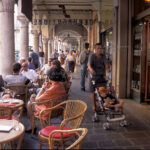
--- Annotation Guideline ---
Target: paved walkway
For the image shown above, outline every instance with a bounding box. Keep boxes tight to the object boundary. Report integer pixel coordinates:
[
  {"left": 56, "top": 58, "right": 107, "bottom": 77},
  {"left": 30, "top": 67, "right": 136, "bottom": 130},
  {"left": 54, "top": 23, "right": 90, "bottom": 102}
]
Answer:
[{"left": 21, "top": 67, "right": 150, "bottom": 149}]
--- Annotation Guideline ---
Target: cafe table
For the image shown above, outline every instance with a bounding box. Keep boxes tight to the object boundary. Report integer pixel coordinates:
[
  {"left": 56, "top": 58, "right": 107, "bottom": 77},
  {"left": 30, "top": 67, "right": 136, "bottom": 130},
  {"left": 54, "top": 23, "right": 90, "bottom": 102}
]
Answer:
[
  {"left": 0, "top": 99, "right": 24, "bottom": 119},
  {"left": 0, "top": 119, "right": 25, "bottom": 149}
]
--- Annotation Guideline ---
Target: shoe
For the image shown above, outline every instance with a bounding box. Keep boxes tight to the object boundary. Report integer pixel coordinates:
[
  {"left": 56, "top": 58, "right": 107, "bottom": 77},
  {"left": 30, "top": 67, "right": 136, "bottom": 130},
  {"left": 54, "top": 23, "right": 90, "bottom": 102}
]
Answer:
[
  {"left": 25, "top": 127, "right": 37, "bottom": 134},
  {"left": 81, "top": 88, "right": 85, "bottom": 91}
]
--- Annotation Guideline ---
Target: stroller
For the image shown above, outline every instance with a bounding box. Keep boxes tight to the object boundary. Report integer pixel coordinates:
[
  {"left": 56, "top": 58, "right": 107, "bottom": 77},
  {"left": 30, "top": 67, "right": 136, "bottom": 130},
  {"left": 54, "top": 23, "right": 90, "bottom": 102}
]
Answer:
[{"left": 91, "top": 74, "right": 127, "bottom": 130}]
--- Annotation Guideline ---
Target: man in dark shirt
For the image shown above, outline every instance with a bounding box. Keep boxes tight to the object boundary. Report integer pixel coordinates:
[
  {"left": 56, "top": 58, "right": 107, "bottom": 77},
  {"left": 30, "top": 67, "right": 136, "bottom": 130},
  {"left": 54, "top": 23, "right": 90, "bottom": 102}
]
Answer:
[
  {"left": 79, "top": 42, "right": 91, "bottom": 91},
  {"left": 88, "top": 43, "right": 109, "bottom": 112},
  {"left": 29, "top": 50, "right": 39, "bottom": 69},
  {"left": 28, "top": 57, "right": 35, "bottom": 70}
]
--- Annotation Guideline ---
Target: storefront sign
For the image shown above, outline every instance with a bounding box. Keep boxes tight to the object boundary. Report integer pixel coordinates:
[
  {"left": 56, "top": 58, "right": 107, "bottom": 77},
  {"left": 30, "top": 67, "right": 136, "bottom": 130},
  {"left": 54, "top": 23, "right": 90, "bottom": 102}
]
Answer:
[{"left": 33, "top": 19, "right": 93, "bottom": 26}]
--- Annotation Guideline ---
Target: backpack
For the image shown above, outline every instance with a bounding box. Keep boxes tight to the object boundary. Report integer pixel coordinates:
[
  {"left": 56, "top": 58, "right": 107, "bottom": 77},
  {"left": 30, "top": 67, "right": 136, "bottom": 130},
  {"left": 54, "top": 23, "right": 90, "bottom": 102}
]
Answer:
[{"left": 81, "top": 50, "right": 90, "bottom": 65}]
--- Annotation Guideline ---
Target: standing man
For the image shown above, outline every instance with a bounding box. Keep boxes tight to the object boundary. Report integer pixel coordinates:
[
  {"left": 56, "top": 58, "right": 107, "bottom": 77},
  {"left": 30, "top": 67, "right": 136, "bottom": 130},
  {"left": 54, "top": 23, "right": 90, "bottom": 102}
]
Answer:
[
  {"left": 79, "top": 43, "right": 91, "bottom": 91},
  {"left": 29, "top": 50, "right": 39, "bottom": 69},
  {"left": 39, "top": 47, "right": 44, "bottom": 68},
  {"left": 51, "top": 49, "right": 59, "bottom": 60},
  {"left": 88, "top": 43, "right": 109, "bottom": 112}
]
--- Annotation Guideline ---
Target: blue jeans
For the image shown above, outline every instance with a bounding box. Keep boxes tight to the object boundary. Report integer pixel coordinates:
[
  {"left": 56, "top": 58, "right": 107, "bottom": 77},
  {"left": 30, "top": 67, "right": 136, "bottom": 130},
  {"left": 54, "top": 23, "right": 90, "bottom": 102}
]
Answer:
[{"left": 80, "top": 64, "right": 88, "bottom": 89}]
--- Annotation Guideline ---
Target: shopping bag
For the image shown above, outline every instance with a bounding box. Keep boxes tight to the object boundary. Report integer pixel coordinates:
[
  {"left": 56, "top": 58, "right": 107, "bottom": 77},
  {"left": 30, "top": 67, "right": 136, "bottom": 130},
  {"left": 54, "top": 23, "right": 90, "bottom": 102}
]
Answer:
[{"left": 74, "top": 65, "right": 78, "bottom": 73}]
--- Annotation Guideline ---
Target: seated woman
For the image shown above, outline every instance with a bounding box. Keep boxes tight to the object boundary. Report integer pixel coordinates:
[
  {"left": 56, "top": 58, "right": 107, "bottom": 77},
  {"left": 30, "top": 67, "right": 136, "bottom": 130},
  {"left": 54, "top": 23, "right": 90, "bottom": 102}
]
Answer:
[{"left": 26, "top": 67, "right": 66, "bottom": 132}]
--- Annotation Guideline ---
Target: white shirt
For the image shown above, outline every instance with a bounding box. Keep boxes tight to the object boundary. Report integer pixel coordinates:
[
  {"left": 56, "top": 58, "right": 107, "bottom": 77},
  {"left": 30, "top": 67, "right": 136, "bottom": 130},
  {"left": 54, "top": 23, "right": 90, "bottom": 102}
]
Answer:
[
  {"left": 66, "top": 54, "right": 76, "bottom": 62},
  {"left": 21, "top": 69, "right": 38, "bottom": 81},
  {"left": 41, "top": 64, "right": 51, "bottom": 74},
  {"left": 4, "top": 74, "right": 27, "bottom": 85}
]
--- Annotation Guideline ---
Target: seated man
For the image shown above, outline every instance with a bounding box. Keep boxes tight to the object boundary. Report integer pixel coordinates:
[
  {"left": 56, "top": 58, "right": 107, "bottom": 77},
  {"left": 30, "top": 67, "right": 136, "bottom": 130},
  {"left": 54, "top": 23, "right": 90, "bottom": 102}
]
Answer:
[
  {"left": 98, "top": 87, "right": 124, "bottom": 111},
  {"left": 4, "top": 63, "right": 30, "bottom": 85},
  {"left": 19, "top": 57, "right": 26, "bottom": 65},
  {"left": 26, "top": 67, "right": 66, "bottom": 133},
  {"left": 21, "top": 62, "right": 39, "bottom": 83},
  {"left": 40, "top": 58, "right": 53, "bottom": 75}
]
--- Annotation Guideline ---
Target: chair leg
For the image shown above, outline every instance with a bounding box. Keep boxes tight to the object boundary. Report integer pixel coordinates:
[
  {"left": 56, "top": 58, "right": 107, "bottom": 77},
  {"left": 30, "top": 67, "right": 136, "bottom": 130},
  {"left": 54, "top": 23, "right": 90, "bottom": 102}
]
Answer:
[
  {"left": 38, "top": 138, "right": 42, "bottom": 149},
  {"left": 31, "top": 116, "right": 35, "bottom": 137}
]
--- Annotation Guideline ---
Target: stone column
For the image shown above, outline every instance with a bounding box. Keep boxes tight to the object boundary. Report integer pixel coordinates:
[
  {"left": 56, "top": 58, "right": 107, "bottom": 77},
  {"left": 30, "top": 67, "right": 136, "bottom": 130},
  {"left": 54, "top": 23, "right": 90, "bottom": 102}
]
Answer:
[
  {"left": 112, "top": 6, "right": 118, "bottom": 91},
  {"left": 48, "top": 39, "right": 52, "bottom": 59},
  {"left": 31, "top": 30, "right": 40, "bottom": 54},
  {"left": 116, "top": 0, "right": 129, "bottom": 98},
  {"left": 0, "top": 0, "right": 15, "bottom": 75},
  {"left": 18, "top": 15, "right": 29, "bottom": 59},
  {"left": 42, "top": 38, "right": 48, "bottom": 64}
]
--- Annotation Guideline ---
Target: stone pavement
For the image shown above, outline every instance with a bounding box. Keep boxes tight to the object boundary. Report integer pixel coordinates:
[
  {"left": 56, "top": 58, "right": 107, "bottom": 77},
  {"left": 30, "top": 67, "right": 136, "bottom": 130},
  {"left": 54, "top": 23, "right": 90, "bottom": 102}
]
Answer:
[{"left": 21, "top": 68, "right": 150, "bottom": 149}]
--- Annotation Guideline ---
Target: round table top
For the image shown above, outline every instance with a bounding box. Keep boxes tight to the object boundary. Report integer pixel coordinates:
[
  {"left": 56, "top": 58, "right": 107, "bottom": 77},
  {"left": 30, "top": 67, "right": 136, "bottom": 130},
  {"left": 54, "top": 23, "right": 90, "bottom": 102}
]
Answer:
[
  {"left": 0, "top": 98, "right": 24, "bottom": 108},
  {"left": 0, "top": 119, "right": 25, "bottom": 144}
]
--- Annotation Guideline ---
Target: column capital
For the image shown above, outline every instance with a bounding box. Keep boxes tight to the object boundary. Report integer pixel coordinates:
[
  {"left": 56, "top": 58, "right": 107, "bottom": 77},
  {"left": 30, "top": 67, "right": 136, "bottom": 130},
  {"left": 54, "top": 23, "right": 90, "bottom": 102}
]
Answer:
[
  {"left": 0, "top": 0, "right": 15, "bottom": 12},
  {"left": 31, "top": 30, "right": 40, "bottom": 37},
  {"left": 17, "top": 15, "right": 29, "bottom": 27}
]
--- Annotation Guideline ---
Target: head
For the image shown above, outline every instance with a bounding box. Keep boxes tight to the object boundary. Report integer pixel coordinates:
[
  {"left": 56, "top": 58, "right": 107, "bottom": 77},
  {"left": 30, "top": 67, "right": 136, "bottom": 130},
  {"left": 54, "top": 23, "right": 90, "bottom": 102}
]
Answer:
[
  {"left": 28, "top": 57, "right": 32, "bottom": 63},
  {"left": 51, "top": 60, "right": 61, "bottom": 69},
  {"left": 94, "top": 43, "right": 103, "bottom": 56},
  {"left": 22, "top": 62, "right": 28, "bottom": 71},
  {"left": 13, "top": 63, "right": 21, "bottom": 74},
  {"left": 47, "top": 67, "right": 63, "bottom": 82},
  {"left": 98, "top": 87, "right": 108, "bottom": 98},
  {"left": 69, "top": 50, "right": 73, "bottom": 55},
  {"left": 60, "top": 57, "right": 65, "bottom": 65},
  {"left": 48, "top": 58, "right": 53, "bottom": 66},
  {"left": 19, "top": 57, "right": 26, "bottom": 65},
  {"left": 85, "top": 42, "right": 89, "bottom": 50}
]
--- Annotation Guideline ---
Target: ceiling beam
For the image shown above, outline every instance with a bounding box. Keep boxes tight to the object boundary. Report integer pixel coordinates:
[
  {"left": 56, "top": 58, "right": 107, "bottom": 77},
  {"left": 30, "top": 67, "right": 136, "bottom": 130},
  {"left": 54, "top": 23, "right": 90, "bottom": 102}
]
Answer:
[
  {"left": 33, "top": 9, "right": 93, "bottom": 12},
  {"left": 35, "top": 3, "right": 92, "bottom": 6}
]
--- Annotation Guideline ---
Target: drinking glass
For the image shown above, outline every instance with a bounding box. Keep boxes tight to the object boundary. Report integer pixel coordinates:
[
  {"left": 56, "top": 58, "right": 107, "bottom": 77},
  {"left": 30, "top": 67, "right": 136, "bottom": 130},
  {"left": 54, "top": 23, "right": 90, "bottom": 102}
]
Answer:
[{"left": 12, "top": 110, "right": 20, "bottom": 131}]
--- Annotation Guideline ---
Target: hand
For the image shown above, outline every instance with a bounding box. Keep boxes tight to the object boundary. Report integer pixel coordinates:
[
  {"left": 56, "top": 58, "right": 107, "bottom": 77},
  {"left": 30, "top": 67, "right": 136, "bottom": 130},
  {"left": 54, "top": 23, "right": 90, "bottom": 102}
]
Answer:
[{"left": 42, "top": 82, "right": 49, "bottom": 89}]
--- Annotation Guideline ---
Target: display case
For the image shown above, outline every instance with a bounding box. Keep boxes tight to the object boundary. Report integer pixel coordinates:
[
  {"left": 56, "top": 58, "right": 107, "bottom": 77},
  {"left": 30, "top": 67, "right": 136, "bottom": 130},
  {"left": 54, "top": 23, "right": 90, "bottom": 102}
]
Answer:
[
  {"left": 131, "top": 22, "right": 143, "bottom": 103},
  {"left": 145, "top": 21, "right": 150, "bottom": 101}
]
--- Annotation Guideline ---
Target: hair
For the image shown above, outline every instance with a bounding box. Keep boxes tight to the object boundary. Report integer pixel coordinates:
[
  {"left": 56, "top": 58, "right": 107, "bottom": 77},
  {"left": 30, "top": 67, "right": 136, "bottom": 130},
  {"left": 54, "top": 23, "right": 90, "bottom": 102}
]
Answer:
[
  {"left": 28, "top": 57, "right": 32, "bottom": 62},
  {"left": 52, "top": 60, "right": 61, "bottom": 68},
  {"left": 13, "top": 63, "right": 21, "bottom": 73},
  {"left": 47, "top": 67, "right": 63, "bottom": 82},
  {"left": 85, "top": 42, "right": 89, "bottom": 49},
  {"left": 48, "top": 58, "right": 53, "bottom": 62}
]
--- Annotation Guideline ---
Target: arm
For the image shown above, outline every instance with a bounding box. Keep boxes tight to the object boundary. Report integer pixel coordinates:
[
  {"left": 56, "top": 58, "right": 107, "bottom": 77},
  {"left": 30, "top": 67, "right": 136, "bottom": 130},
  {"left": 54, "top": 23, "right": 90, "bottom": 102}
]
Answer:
[
  {"left": 105, "top": 64, "right": 109, "bottom": 73},
  {"left": 36, "top": 82, "right": 51, "bottom": 101},
  {"left": 88, "top": 64, "right": 95, "bottom": 74},
  {"left": 88, "top": 54, "right": 95, "bottom": 74}
]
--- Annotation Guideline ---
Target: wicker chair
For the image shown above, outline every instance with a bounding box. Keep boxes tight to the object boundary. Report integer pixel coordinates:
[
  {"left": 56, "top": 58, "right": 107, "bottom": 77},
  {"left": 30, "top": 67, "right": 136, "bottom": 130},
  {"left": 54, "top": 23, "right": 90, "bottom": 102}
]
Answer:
[
  {"left": 6, "top": 84, "right": 28, "bottom": 105},
  {"left": 48, "top": 128, "right": 88, "bottom": 149},
  {"left": 30, "top": 94, "right": 69, "bottom": 136},
  {"left": 0, "top": 106, "right": 23, "bottom": 120},
  {"left": 38, "top": 100, "right": 87, "bottom": 149}
]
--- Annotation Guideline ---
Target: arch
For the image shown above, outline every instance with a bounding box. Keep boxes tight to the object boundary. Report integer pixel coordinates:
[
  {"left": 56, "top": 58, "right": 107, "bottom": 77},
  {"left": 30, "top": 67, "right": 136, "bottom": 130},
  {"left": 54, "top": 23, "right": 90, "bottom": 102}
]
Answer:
[{"left": 55, "top": 24, "right": 88, "bottom": 37}]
